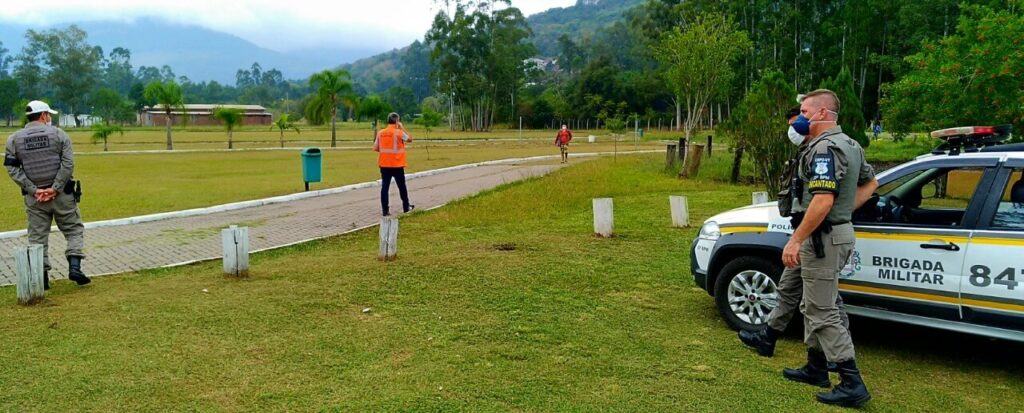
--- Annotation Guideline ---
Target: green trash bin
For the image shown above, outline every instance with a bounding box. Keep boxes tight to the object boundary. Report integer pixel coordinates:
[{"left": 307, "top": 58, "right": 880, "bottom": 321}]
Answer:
[{"left": 301, "top": 147, "right": 322, "bottom": 191}]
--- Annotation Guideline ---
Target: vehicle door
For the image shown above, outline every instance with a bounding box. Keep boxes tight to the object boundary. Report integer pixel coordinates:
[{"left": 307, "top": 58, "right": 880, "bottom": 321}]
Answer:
[
  {"left": 845, "top": 158, "right": 1000, "bottom": 321},
  {"left": 962, "top": 160, "right": 1024, "bottom": 335}
]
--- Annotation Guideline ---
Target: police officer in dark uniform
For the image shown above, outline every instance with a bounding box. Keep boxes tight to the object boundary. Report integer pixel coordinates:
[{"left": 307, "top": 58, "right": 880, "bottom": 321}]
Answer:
[
  {"left": 778, "top": 90, "right": 878, "bottom": 407},
  {"left": 4, "top": 100, "right": 90, "bottom": 289}
]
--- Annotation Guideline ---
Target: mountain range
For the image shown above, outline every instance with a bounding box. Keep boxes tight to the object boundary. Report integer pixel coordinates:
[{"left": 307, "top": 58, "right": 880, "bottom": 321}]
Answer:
[
  {"left": 0, "top": 18, "right": 377, "bottom": 85},
  {"left": 343, "top": 0, "right": 644, "bottom": 95},
  {"left": 0, "top": 0, "right": 643, "bottom": 87}
]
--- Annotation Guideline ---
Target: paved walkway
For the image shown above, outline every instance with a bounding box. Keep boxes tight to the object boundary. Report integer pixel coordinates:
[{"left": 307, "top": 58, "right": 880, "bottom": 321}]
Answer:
[{"left": 0, "top": 162, "right": 562, "bottom": 286}]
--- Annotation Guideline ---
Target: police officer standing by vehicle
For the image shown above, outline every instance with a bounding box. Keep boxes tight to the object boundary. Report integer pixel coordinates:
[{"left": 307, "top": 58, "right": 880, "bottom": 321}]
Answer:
[
  {"left": 738, "top": 106, "right": 852, "bottom": 361},
  {"left": 4, "top": 101, "right": 90, "bottom": 289},
  {"left": 778, "top": 90, "right": 877, "bottom": 407}
]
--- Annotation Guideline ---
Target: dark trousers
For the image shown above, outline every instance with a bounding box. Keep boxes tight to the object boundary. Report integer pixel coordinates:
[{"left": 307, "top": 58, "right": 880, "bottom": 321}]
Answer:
[{"left": 380, "top": 167, "right": 410, "bottom": 215}]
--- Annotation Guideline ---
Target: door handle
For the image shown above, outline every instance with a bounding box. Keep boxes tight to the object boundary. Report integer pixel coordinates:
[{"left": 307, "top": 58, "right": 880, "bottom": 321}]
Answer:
[{"left": 920, "top": 242, "right": 960, "bottom": 252}]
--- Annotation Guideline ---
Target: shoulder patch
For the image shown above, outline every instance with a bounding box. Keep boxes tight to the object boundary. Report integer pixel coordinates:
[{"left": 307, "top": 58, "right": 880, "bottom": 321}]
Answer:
[{"left": 807, "top": 153, "right": 838, "bottom": 193}]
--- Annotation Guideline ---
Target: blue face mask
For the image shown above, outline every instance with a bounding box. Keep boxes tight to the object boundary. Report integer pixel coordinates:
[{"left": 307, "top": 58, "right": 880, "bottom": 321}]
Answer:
[{"left": 792, "top": 114, "right": 812, "bottom": 135}]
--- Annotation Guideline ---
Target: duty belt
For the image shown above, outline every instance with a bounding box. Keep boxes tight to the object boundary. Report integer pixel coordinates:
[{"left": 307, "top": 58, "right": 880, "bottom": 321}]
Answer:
[{"left": 789, "top": 214, "right": 849, "bottom": 259}]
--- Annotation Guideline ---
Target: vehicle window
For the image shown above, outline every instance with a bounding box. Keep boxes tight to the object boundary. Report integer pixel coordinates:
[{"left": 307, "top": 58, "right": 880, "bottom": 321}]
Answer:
[
  {"left": 877, "top": 169, "right": 927, "bottom": 196},
  {"left": 991, "top": 168, "right": 1024, "bottom": 229},
  {"left": 918, "top": 169, "right": 982, "bottom": 211},
  {"left": 874, "top": 167, "right": 985, "bottom": 227}
]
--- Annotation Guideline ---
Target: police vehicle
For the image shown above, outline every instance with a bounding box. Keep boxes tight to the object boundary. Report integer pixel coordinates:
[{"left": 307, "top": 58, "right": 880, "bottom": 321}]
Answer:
[{"left": 692, "top": 125, "right": 1024, "bottom": 342}]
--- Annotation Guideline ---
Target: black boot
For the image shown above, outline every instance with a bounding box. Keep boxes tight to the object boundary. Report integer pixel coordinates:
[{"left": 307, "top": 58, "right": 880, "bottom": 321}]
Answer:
[
  {"left": 783, "top": 348, "right": 832, "bottom": 388},
  {"left": 403, "top": 205, "right": 416, "bottom": 213},
  {"left": 738, "top": 326, "right": 779, "bottom": 357},
  {"left": 43, "top": 270, "right": 50, "bottom": 290},
  {"left": 816, "top": 359, "right": 871, "bottom": 407},
  {"left": 67, "top": 256, "right": 91, "bottom": 285}
]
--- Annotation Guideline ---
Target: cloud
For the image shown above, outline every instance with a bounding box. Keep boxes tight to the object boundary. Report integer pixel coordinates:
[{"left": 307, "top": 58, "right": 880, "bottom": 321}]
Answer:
[{"left": 0, "top": 0, "right": 574, "bottom": 52}]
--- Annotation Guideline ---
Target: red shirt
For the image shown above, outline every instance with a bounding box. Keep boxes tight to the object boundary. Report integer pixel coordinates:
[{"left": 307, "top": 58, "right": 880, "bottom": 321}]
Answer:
[{"left": 556, "top": 130, "right": 573, "bottom": 145}]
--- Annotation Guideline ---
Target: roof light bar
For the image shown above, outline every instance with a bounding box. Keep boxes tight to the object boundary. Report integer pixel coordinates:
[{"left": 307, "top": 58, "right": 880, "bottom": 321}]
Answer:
[{"left": 930, "top": 126, "right": 994, "bottom": 139}]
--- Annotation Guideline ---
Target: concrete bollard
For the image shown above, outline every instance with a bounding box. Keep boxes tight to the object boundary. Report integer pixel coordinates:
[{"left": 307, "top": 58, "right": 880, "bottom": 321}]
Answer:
[
  {"left": 752, "top": 192, "right": 770, "bottom": 205},
  {"left": 14, "top": 244, "right": 46, "bottom": 305},
  {"left": 670, "top": 196, "right": 690, "bottom": 228},
  {"left": 379, "top": 217, "right": 399, "bottom": 261},
  {"left": 222, "top": 225, "right": 250, "bottom": 277},
  {"left": 593, "top": 198, "right": 614, "bottom": 238}
]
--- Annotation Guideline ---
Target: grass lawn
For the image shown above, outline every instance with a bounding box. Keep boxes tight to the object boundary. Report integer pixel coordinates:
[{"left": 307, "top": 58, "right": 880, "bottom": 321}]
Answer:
[
  {"left": 1, "top": 123, "right": 690, "bottom": 152},
  {"left": 1, "top": 155, "right": 1020, "bottom": 412},
  {"left": 0, "top": 140, "right": 661, "bottom": 231}
]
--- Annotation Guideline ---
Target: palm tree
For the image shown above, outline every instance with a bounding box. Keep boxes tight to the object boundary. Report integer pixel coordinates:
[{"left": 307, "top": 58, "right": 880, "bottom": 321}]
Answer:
[
  {"left": 269, "top": 114, "right": 300, "bottom": 148},
  {"left": 212, "top": 107, "right": 244, "bottom": 149},
  {"left": 308, "top": 69, "right": 353, "bottom": 148},
  {"left": 358, "top": 95, "right": 391, "bottom": 141},
  {"left": 143, "top": 80, "right": 185, "bottom": 150},
  {"left": 90, "top": 124, "right": 123, "bottom": 152}
]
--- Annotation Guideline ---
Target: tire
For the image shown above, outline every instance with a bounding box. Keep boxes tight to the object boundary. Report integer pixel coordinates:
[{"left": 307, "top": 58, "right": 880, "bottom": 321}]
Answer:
[{"left": 713, "top": 255, "right": 783, "bottom": 331}]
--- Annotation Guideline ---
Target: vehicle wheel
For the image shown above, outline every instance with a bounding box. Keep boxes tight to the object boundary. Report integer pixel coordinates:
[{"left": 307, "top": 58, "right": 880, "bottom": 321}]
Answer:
[{"left": 714, "top": 256, "right": 783, "bottom": 331}]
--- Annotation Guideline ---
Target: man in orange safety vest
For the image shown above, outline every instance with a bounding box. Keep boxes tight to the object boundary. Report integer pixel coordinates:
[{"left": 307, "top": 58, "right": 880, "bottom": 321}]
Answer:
[{"left": 373, "top": 112, "right": 415, "bottom": 216}]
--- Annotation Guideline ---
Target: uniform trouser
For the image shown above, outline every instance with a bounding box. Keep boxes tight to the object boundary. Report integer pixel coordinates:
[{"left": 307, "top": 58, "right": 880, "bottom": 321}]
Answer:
[
  {"left": 24, "top": 191, "right": 85, "bottom": 271},
  {"left": 798, "top": 223, "right": 856, "bottom": 363},
  {"left": 380, "top": 167, "right": 410, "bottom": 214},
  {"left": 767, "top": 266, "right": 850, "bottom": 333}
]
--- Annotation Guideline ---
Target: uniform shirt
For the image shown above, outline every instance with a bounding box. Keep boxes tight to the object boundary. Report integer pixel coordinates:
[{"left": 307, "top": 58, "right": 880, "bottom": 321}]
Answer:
[
  {"left": 793, "top": 126, "right": 874, "bottom": 224},
  {"left": 5, "top": 121, "right": 75, "bottom": 194}
]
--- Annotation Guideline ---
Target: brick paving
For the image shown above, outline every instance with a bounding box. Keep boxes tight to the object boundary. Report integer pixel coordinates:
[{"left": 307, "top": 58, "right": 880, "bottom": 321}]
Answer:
[{"left": 0, "top": 163, "right": 561, "bottom": 285}]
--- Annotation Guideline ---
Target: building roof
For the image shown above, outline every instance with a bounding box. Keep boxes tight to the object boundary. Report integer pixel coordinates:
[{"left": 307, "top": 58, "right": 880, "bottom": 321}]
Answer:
[{"left": 144, "top": 104, "right": 270, "bottom": 114}]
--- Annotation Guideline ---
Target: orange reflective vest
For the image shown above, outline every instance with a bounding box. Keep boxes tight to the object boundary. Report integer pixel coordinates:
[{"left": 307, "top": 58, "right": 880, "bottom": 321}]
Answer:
[{"left": 375, "top": 125, "right": 410, "bottom": 168}]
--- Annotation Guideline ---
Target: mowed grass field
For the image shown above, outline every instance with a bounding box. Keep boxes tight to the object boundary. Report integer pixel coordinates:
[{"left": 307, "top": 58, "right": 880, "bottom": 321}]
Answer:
[
  {"left": 0, "top": 140, "right": 661, "bottom": 231},
  {"left": 1, "top": 123, "right": 685, "bottom": 152},
  {"left": 1, "top": 156, "right": 1021, "bottom": 412}
]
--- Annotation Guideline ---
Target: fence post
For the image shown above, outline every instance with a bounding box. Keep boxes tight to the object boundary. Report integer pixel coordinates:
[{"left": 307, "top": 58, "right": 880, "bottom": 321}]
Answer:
[
  {"left": 14, "top": 244, "right": 45, "bottom": 305},
  {"left": 752, "top": 192, "right": 769, "bottom": 205},
  {"left": 593, "top": 198, "right": 614, "bottom": 238},
  {"left": 665, "top": 144, "right": 677, "bottom": 169},
  {"left": 379, "top": 217, "right": 399, "bottom": 261},
  {"left": 707, "top": 135, "right": 713, "bottom": 158},
  {"left": 670, "top": 196, "right": 690, "bottom": 228},
  {"left": 222, "top": 225, "right": 250, "bottom": 277}
]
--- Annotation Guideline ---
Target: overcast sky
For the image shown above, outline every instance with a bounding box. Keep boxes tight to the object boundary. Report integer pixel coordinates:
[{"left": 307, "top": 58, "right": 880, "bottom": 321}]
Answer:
[{"left": 0, "top": 0, "right": 576, "bottom": 52}]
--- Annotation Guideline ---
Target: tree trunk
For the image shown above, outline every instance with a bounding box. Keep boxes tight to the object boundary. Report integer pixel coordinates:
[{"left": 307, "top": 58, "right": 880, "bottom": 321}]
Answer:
[
  {"left": 675, "top": 95, "right": 683, "bottom": 131},
  {"left": 165, "top": 111, "right": 173, "bottom": 150},
  {"left": 331, "top": 108, "right": 337, "bottom": 148},
  {"left": 228, "top": 129, "right": 233, "bottom": 150},
  {"left": 730, "top": 143, "right": 745, "bottom": 184},
  {"left": 280, "top": 130, "right": 285, "bottom": 148}
]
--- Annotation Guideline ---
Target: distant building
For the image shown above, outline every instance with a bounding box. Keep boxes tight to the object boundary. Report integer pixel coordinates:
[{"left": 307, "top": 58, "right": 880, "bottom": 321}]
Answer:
[
  {"left": 524, "top": 57, "right": 557, "bottom": 73},
  {"left": 142, "top": 104, "right": 272, "bottom": 127}
]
